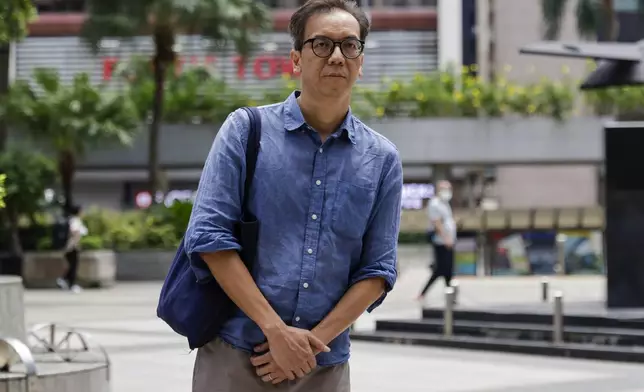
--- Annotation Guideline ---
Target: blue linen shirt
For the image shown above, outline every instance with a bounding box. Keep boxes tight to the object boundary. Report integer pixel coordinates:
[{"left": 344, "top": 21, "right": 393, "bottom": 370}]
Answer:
[{"left": 184, "top": 91, "right": 403, "bottom": 366}]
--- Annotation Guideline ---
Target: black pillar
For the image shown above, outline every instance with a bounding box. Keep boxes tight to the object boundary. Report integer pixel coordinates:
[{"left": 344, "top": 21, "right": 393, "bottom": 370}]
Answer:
[{"left": 604, "top": 123, "right": 644, "bottom": 308}]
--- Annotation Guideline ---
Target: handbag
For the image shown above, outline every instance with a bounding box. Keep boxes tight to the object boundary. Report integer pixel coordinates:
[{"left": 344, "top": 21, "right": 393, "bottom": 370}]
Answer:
[{"left": 156, "top": 107, "right": 262, "bottom": 350}]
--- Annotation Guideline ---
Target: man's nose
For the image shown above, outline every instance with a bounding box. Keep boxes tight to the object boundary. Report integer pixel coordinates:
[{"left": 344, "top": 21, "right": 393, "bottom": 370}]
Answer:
[{"left": 328, "top": 45, "right": 345, "bottom": 64}]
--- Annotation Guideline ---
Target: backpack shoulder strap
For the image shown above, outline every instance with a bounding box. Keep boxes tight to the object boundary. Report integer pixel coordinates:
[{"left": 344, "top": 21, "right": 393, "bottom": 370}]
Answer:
[{"left": 240, "top": 107, "right": 262, "bottom": 217}]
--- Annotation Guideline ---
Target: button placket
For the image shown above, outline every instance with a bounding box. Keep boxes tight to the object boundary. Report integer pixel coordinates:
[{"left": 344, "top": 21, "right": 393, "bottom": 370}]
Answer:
[{"left": 294, "top": 142, "right": 328, "bottom": 327}]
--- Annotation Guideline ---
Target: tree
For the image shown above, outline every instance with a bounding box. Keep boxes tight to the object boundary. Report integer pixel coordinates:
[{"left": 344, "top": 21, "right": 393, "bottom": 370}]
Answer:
[
  {"left": 114, "top": 56, "right": 254, "bottom": 125},
  {"left": 0, "top": 0, "right": 37, "bottom": 150},
  {"left": 80, "top": 0, "right": 271, "bottom": 197},
  {"left": 0, "top": 146, "right": 58, "bottom": 256},
  {"left": 0, "top": 0, "right": 36, "bottom": 42},
  {"left": 540, "top": 0, "right": 644, "bottom": 41},
  {"left": 1, "top": 68, "right": 140, "bottom": 211}
]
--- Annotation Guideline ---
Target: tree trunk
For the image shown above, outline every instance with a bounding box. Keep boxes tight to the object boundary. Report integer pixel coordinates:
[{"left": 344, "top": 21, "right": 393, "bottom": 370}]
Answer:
[
  {"left": 0, "top": 44, "right": 10, "bottom": 151},
  {"left": 149, "top": 54, "right": 166, "bottom": 200},
  {"left": 6, "top": 208, "right": 22, "bottom": 257},
  {"left": 58, "top": 150, "right": 76, "bottom": 213},
  {"left": 602, "top": 0, "right": 618, "bottom": 40}
]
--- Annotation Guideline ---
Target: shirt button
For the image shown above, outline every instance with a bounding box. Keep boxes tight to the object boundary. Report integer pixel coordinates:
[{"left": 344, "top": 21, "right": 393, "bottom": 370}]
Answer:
[
  {"left": 307, "top": 248, "right": 313, "bottom": 254},
  {"left": 303, "top": 282, "right": 309, "bottom": 289},
  {"left": 311, "top": 214, "right": 318, "bottom": 220},
  {"left": 319, "top": 148, "right": 323, "bottom": 153},
  {"left": 315, "top": 180, "right": 321, "bottom": 186},
  {"left": 295, "top": 316, "right": 301, "bottom": 322}
]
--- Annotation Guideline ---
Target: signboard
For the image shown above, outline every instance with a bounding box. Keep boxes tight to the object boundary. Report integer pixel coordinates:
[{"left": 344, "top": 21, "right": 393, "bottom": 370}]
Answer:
[
  {"left": 402, "top": 183, "right": 434, "bottom": 210},
  {"left": 15, "top": 32, "right": 438, "bottom": 93},
  {"left": 102, "top": 54, "right": 297, "bottom": 81}
]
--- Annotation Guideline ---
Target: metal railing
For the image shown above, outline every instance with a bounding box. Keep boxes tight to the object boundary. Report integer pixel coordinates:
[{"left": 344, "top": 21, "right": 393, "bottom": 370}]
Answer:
[
  {"left": 0, "top": 336, "right": 39, "bottom": 392},
  {"left": 27, "top": 323, "right": 111, "bottom": 382},
  {"left": 440, "top": 281, "right": 566, "bottom": 345},
  {"left": 553, "top": 291, "right": 564, "bottom": 344}
]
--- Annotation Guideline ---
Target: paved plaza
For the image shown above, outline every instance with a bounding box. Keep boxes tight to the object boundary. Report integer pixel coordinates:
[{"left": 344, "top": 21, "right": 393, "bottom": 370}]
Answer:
[{"left": 21, "top": 264, "right": 644, "bottom": 391}]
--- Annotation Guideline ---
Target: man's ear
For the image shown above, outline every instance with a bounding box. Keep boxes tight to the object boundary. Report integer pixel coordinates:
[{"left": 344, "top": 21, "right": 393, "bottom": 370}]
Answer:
[
  {"left": 290, "top": 49, "right": 301, "bottom": 74},
  {"left": 358, "top": 55, "right": 364, "bottom": 78}
]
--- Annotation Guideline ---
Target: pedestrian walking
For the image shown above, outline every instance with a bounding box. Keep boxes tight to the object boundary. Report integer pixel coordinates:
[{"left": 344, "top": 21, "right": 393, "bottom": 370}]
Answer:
[
  {"left": 418, "top": 181, "right": 456, "bottom": 301},
  {"left": 56, "top": 205, "right": 87, "bottom": 294}
]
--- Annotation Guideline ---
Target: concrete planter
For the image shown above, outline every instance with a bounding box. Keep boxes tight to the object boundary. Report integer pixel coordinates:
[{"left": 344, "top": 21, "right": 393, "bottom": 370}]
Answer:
[
  {"left": 22, "top": 250, "right": 116, "bottom": 289},
  {"left": 116, "top": 250, "right": 174, "bottom": 281},
  {"left": 0, "top": 276, "right": 26, "bottom": 341},
  {"left": 68, "top": 117, "right": 607, "bottom": 171}
]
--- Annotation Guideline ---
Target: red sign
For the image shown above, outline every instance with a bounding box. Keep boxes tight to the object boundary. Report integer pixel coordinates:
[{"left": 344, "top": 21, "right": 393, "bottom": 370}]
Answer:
[{"left": 102, "top": 54, "right": 298, "bottom": 81}]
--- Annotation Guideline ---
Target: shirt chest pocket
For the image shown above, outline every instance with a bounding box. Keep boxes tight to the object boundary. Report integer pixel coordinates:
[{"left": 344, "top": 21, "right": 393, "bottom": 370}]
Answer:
[{"left": 331, "top": 181, "right": 377, "bottom": 239}]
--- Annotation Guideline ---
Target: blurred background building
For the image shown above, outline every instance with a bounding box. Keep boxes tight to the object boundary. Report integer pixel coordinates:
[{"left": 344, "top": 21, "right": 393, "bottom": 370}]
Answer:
[{"left": 5, "top": 0, "right": 644, "bottom": 277}]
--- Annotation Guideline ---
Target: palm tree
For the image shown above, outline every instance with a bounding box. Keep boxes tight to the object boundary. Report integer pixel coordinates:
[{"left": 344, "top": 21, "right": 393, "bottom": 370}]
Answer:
[
  {"left": 1, "top": 68, "right": 140, "bottom": 212},
  {"left": 541, "top": 0, "right": 644, "bottom": 41},
  {"left": 114, "top": 56, "right": 253, "bottom": 124},
  {"left": 0, "top": 0, "right": 37, "bottom": 150},
  {"left": 80, "top": 0, "right": 271, "bottom": 197}
]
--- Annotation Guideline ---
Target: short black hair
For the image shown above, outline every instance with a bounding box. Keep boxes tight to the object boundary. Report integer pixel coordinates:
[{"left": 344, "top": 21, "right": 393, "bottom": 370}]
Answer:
[
  {"left": 288, "top": 0, "right": 370, "bottom": 51},
  {"left": 68, "top": 205, "right": 82, "bottom": 215}
]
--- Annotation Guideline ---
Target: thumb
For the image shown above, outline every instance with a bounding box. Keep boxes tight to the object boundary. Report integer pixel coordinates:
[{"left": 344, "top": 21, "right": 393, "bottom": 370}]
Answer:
[{"left": 308, "top": 335, "right": 331, "bottom": 353}]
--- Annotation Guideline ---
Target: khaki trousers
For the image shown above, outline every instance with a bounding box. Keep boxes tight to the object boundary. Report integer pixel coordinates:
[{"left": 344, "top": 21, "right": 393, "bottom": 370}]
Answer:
[{"left": 192, "top": 338, "right": 351, "bottom": 392}]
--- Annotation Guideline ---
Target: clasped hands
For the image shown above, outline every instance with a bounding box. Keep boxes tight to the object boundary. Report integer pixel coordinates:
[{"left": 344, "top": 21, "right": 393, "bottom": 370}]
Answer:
[{"left": 250, "top": 326, "right": 330, "bottom": 385}]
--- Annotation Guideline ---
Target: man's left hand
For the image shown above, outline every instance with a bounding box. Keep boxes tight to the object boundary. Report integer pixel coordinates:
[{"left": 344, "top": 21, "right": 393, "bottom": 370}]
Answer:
[{"left": 251, "top": 342, "right": 290, "bottom": 385}]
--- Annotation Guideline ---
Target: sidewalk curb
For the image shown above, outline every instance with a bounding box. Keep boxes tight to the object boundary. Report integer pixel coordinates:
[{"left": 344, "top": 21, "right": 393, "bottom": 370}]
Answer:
[{"left": 350, "top": 332, "right": 644, "bottom": 364}]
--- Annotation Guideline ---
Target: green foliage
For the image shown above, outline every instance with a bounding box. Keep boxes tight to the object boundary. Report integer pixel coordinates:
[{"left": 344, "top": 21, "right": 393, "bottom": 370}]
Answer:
[
  {"left": 0, "top": 174, "right": 5, "bottom": 209},
  {"left": 111, "top": 62, "right": 637, "bottom": 123},
  {"left": 113, "top": 58, "right": 254, "bottom": 123},
  {"left": 355, "top": 67, "right": 576, "bottom": 121},
  {"left": 80, "top": 235, "right": 106, "bottom": 250},
  {"left": 81, "top": 0, "right": 271, "bottom": 58},
  {"left": 1, "top": 68, "right": 141, "bottom": 207},
  {"left": 81, "top": 203, "right": 192, "bottom": 251},
  {"left": 0, "top": 146, "right": 58, "bottom": 218},
  {"left": 0, "top": 0, "right": 37, "bottom": 43},
  {"left": 3, "top": 68, "right": 140, "bottom": 155}
]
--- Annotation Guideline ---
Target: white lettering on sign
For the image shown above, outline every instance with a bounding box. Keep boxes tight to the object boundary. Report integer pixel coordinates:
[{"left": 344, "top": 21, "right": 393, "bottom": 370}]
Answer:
[{"left": 401, "top": 183, "right": 435, "bottom": 210}]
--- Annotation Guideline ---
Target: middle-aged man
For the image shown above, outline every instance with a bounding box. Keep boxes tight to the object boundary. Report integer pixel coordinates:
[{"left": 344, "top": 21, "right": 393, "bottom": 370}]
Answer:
[{"left": 185, "top": 0, "right": 403, "bottom": 391}]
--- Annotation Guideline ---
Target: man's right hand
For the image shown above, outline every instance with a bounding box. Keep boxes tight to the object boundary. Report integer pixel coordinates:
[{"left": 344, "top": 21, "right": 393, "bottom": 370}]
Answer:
[{"left": 262, "top": 325, "right": 330, "bottom": 380}]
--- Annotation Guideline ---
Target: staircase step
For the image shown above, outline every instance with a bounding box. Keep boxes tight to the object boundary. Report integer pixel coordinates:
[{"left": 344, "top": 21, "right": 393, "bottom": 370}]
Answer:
[
  {"left": 376, "top": 319, "right": 644, "bottom": 346},
  {"left": 422, "top": 308, "right": 644, "bottom": 329},
  {"left": 350, "top": 330, "right": 644, "bottom": 363}
]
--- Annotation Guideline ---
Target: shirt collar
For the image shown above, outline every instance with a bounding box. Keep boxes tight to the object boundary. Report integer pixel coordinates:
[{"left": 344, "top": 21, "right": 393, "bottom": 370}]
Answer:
[{"left": 283, "top": 90, "right": 357, "bottom": 144}]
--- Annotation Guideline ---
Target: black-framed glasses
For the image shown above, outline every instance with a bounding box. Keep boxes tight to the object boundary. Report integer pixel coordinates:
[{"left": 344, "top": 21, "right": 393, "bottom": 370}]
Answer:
[{"left": 302, "top": 36, "right": 365, "bottom": 59}]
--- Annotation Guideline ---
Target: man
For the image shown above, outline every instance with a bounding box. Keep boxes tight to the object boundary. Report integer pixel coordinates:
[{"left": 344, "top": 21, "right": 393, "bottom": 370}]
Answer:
[
  {"left": 56, "top": 205, "right": 87, "bottom": 294},
  {"left": 418, "top": 181, "right": 456, "bottom": 300},
  {"left": 185, "top": 1, "right": 403, "bottom": 391}
]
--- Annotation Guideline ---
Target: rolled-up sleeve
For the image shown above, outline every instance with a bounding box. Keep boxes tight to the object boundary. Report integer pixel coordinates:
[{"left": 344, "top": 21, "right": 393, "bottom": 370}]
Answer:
[
  {"left": 184, "top": 110, "right": 248, "bottom": 282},
  {"left": 349, "top": 149, "right": 403, "bottom": 312}
]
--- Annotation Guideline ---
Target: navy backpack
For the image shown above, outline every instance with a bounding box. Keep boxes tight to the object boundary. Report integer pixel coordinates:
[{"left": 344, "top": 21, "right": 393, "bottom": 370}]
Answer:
[{"left": 157, "top": 107, "right": 262, "bottom": 350}]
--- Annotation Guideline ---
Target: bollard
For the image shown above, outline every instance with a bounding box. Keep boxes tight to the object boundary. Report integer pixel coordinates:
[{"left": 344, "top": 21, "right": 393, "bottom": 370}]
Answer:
[
  {"left": 541, "top": 278, "right": 549, "bottom": 302},
  {"left": 444, "top": 287, "right": 455, "bottom": 337},
  {"left": 450, "top": 280, "right": 460, "bottom": 305},
  {"left": 553, "top": 291, "right": 564, "bottom": 344}
]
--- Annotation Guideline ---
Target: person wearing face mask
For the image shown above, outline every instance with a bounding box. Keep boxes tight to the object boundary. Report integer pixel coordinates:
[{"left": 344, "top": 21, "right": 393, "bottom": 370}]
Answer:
[{"left": 418, "top": 180, "right": 456, "bottom": 301}]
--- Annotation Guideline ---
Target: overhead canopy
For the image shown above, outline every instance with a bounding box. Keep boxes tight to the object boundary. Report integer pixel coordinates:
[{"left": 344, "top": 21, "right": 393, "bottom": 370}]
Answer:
[{"left": 519, "top": 40, "right": 644, "bottom": 90}]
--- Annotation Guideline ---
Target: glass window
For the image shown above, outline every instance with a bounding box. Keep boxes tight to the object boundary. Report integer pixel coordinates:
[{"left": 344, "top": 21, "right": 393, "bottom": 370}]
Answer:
[{"left": 614, "top": 0, "right": 639, "bottom": 12}]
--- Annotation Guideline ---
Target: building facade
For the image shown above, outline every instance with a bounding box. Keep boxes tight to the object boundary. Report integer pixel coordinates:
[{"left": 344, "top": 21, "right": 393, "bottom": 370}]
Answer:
[
  {"left": 19, "top": 1, "right": 446, "bottom": 211},
  {"left": 16, "top": 0, "right": 618, "bottom": 211}
]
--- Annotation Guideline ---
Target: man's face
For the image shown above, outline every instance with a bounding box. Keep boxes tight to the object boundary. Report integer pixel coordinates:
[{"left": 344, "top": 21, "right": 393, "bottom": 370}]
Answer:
[{"left": 290, "top": 9, "right": 364, "bottom": 99}]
